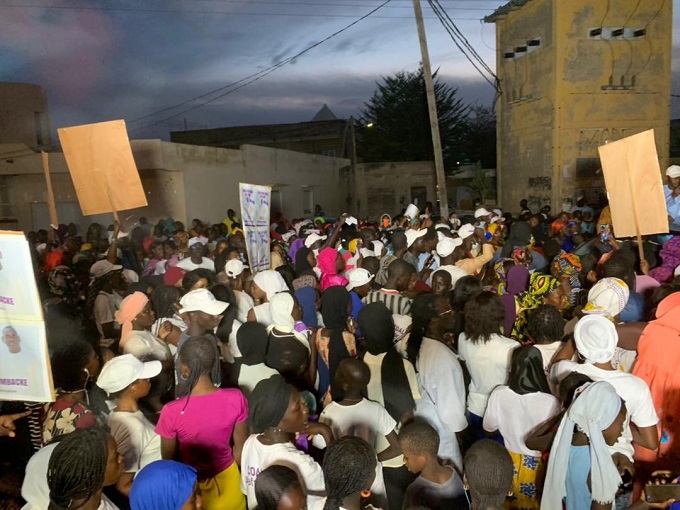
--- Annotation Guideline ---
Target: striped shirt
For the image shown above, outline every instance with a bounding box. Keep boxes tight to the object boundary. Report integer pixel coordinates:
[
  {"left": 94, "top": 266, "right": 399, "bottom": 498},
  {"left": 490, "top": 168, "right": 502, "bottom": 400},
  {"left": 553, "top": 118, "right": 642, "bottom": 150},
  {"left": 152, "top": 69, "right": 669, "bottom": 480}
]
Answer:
[{"left": 362, "top": 289, "right": 413, "bottom": 316}]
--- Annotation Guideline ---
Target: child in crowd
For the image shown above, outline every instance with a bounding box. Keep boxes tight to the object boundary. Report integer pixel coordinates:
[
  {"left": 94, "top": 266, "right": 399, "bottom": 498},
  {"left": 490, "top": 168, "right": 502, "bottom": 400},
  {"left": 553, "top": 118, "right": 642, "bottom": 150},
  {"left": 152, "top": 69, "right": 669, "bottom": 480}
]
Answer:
[{"left": 399, "top": 420, "right": 466, "bottom": 510}]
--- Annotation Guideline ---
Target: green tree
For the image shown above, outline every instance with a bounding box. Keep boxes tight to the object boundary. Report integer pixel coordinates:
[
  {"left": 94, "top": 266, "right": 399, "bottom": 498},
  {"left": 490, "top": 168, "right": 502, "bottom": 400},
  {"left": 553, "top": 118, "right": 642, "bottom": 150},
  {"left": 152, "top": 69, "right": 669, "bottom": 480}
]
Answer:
[
  {"left": 468, "top": 164, "right": 493, "bottom": 201},
  {"left": 357, "top": 67, "right": 469, "bottom": 169},
  {"left": 463, "top": 105, "right": 497, "bottom": 169}
]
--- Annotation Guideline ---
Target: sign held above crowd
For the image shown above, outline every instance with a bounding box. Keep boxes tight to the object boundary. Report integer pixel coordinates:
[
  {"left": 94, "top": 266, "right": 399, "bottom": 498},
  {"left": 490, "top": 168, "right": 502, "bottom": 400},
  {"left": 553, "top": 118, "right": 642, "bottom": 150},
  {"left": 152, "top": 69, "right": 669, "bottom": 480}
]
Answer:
[
  {"left": 598, "top": 130, "right": 669, "bottom": 242},
  {"left": 58, "top": 120, "right": 148, "bottom": 219}
]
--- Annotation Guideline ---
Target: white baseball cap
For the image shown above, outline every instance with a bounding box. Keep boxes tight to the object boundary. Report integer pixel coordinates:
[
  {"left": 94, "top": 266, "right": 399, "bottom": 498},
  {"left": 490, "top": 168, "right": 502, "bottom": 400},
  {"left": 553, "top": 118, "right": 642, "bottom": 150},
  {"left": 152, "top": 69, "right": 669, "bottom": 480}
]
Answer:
[
  {"left": 304, "top": 233, "right": 327, "bottom": 248},
  {"left": 436, "top": 237, "right": 463, "bottom": 258},
  {"left": 346, "top": 268, "right": 374, "bottom": 291},
  {"left": 225, "top": 259, "right": 246, "bottom": 278},
  {"left": 405, "top": 229, "right": 427, "bottom": 248},
  {"left": 96, "top": 354, "right": 162, "bottom": 396},
  {"left": 179, "top": 288, "right": 229, "bottom": 315},
  {"left": 474, "top": 207, "right": 492, "bottom": 219},
  {"left": 90, "top": 260, "right": 123, "bottom": 279},
  {"left": 458, "top": 224, "right": 476, "bottom": 240},
  {"left": 188, "top": 237, "right": 208, "bottom": 248},
  {"left": 666, "top": 165, "right": 680, "bottom": 178}
]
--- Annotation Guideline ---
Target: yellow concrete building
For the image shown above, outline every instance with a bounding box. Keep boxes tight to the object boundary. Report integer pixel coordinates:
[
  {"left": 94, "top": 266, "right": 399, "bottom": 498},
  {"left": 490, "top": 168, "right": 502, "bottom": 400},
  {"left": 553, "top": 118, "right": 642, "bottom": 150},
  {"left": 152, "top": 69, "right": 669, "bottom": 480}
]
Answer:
[{"left": 485, "top": 0, "right": 672, "bottom": 213}]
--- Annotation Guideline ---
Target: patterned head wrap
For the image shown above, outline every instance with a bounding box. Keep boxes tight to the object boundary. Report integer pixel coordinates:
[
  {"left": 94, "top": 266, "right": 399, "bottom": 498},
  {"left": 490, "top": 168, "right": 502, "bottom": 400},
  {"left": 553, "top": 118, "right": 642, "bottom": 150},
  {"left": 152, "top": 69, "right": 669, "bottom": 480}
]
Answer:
[{"left": 518, "top": 274, "right": 562, "bottom": 311}]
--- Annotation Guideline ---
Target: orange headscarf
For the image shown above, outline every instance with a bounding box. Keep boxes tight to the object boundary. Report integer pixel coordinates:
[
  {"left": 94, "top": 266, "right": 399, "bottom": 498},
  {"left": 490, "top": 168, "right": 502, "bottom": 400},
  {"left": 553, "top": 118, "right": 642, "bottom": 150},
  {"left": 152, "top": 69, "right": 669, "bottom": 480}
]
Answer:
[{"left": 115, "top": 291, "right": 149, "bottom": 349}]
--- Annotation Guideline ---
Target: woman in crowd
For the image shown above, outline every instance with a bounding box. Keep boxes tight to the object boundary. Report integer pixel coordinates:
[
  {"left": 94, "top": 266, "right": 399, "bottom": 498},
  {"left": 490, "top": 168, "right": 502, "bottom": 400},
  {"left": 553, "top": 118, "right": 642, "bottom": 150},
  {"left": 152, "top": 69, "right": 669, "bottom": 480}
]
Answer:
[
  {"left": 551, "top": 253, "right": 583, "bottom": 310},
  {"left": 254, "top": 466, "right": 306, "bottom": 510},
  {"left": 511, "top": 274, "right": 567, "bottom": 342},
  {"left": 130, "top": 460, "right": 201, "bottom": 510},
  {"left": 156, "top": 336, "right": 249, "bottom": 510},
  {"left": 96, "top": 354, "right": 163, "bottom": 496},
  {"left": 149, "top": 285, "right": 185, "bottom": 356},
  {"left": 211, "top": 283, "right": 242, "bottom": 361},
  {"left": 240, "top": 375, "right": 333, "bottom": 509},
  {"left": 483, "top": 345, "right": 561, "bottom": 509},
  {"left": 311, "top": 437, "right": 377, "bottom": 510},
  {"left": 499, "top": 264, "right": 530, "bottom": 336},
  {"left": 265, "top": 292, "right": 317, "bottom": 391},
  {"left": 525, "top": 305, "right": 565, "bottom": 385},
  {"left": 232, "top": 322, "right": 279, "bottom": 398},
  {"left": 248, "top": 269, "right": 290, "bottom": 326},
  {"left": 317, "top": 247, "right": 348, "bottom": 291},
  {"left": 46, "top": 428, "right": 123, "bottom": 510},
  {"left": 294, "top": 285, "right": 320, "bottom": 329},
  {"left": 317, "top": 286, "right": 356, "bottom": 403},
  {"left": 407, "top": 293, "right": 467, "bottom": 471},
  {"left": 43, "top": 340, "right": 102, "bottom": 444},
  {"left": 224, "top": 259, "right": 254, "bottom": 324},
  {"left": 85, "top": 261, "right": 126, "bottom": 348},
  {"left": 542, "top": 381, "right": 627, "bottom": 510},
  {"left": 458, "top": 291, "right": 519, "bottom": 439},
  {"left": 450, "top": 275, "right": 483, "bottom": 347}
]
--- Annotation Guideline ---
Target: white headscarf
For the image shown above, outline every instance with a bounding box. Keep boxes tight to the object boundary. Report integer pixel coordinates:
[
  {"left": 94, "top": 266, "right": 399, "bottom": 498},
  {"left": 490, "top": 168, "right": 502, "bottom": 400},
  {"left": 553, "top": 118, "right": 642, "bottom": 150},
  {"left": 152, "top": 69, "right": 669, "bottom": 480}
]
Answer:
[
  {"left": 253, "top": 270, "right": 288, "bottom": 301},
  {"left": 574, "top": 314, "right": 618, "bottom": 364},
  {"left": 583, "top": 277, "right": 629, "bottom": 319},
  {"left": 267, "top": 292, "right": 309, "bottom": 350},
  {"left": 542, "top": 381, "right": 623, "bottom": 509}
]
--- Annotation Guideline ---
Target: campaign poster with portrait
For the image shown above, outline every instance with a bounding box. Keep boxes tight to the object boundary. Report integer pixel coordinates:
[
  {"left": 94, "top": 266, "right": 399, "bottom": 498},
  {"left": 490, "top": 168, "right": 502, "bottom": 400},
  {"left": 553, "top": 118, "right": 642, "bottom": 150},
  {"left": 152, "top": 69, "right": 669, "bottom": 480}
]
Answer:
[
  {"left": 239, "top": 183, "right": 271, "bottom": 273},
  {"left": 0, "top": 231, "right": 54, "bottom": 402}
]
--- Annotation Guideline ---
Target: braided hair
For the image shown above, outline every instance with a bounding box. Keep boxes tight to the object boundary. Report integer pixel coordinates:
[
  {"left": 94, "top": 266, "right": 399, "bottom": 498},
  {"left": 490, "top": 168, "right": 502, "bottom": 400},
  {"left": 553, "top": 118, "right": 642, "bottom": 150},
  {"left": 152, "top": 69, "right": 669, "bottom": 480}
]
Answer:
[
  {"left": 254, "top": 465, "right": 303, "bottom": 510},
  {"left": 406, "top": 293, "right": 440, "bottom": 365},
  {"left": 47, "top": 428, "right": 109, "bottom": 510},
  {"left": 322, "top": 437, "right": 376, "bottom": 510},
  {"left": 177, "top": 336, "right": 221, "bottom": 406},
  {"left": 526, "top": 304, "right": 565, "bottom": 344},
  {"left": 150, "top": 285, "right": 181, "bottom": 320}
]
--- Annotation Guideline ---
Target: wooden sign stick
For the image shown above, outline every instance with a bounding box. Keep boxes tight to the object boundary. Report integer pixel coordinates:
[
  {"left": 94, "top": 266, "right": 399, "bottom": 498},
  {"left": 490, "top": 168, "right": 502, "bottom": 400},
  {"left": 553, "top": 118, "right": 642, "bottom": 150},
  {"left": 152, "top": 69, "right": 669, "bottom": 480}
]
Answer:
[
  {"left": 99, "top": 169, "right": 120, "bottom": 225},
  {"left": 41, "top": 151, "right": 58, "bottom": 239}
]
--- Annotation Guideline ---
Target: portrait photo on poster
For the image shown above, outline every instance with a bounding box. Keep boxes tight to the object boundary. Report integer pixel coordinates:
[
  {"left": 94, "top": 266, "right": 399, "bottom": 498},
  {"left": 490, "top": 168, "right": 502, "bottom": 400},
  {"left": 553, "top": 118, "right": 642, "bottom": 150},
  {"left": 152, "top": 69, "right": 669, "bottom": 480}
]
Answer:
[{"left": 0, "top": 320, "right": 53, "bottom": 402}]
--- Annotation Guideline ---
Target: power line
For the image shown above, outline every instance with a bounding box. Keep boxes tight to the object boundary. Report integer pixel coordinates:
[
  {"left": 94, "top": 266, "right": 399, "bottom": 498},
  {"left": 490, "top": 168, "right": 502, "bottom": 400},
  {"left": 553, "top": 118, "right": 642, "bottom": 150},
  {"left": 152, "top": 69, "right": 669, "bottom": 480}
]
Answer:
[{"left": 0, "top": 2, "right": 480, "bottom": 18}]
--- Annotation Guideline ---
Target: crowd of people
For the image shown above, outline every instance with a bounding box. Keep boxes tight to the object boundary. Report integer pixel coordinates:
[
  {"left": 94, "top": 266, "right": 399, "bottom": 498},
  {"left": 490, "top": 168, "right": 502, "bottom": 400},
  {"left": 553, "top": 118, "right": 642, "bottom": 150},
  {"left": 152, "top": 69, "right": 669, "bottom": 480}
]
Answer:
[{"left": 2, "top": 174, "right": 680, "bottom": 510}]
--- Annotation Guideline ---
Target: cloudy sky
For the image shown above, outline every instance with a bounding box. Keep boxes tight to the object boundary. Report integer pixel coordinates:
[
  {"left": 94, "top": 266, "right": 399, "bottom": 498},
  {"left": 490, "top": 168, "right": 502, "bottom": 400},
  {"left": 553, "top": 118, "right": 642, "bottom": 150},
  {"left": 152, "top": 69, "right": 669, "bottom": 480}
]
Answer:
[{"left": 1, "top": 0, "right": 679, "bottom": 141}]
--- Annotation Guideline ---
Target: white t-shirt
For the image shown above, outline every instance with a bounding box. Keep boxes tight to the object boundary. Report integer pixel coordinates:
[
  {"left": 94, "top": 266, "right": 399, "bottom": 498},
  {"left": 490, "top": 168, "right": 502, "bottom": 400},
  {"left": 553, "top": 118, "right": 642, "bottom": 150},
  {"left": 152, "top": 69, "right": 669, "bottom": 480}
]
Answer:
[
  {"left": 240, "top": 436, "right": 325, "bottom": 510},
  {"left": 107, "top": 410, "right": 162, "bottom": 474},
  {"left": 319, "top": 399, "right": 397, "bottom": 449},
  {"left": 21, "top": 443, "right": 120, "bottom": 510},
  {"left": 252, "top": 303, "right": 273, "bottom": 327},
  {"left": 123, "top": 330, "right": 172, "bottom": 361},
  {"left": 238, "top": 363, "right": 279, "bottom": 399},
  {"left": 483, "top": 386, "right": 561, "bottom": 456},
  {"left": 151, "top": 316, "right": 187, "bottom": 358},
  {"left": 234, "top": 290, "right": 254, "bottom": 324},
  {"left": 534, "top": 341, "right": 564, "bottom": 394},
  {"left": 415, "top": 337, "right": 468, "bottom": 470},
  {"left": 458, "top": 333, "right": 519, "bottom": 417},
  {"left": 176, "top": 257, "right": 215, "bottom": 272},
  {"left": 94, "top": 290, "right": 122, "bottom": 345},
  {"left": 551, "top": 360, "right": 659, "bottom": 460}
]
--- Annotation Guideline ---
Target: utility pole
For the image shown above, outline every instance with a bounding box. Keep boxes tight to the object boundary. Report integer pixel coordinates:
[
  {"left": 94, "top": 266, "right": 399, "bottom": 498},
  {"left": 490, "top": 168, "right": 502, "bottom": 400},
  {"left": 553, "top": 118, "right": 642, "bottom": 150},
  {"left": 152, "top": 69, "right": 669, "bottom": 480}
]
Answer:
[{"left": 412, "top": 0, "right": 449, "bottom": 219}]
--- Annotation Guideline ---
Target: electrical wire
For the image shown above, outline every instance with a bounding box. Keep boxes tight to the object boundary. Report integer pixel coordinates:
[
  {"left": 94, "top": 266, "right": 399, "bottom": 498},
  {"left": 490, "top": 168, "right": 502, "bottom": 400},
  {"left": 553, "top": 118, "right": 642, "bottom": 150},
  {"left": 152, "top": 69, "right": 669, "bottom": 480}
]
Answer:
[{"left": 630, "top": 0, "right": 666, "bottom": 79}]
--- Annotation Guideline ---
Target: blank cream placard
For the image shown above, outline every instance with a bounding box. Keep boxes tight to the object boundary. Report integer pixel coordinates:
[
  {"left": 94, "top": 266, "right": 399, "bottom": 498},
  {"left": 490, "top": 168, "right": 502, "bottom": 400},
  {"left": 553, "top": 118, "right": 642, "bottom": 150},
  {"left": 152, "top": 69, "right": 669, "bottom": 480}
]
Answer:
[
  {"left": 598, "top": 129, "right": 669, "bottom": 238},
  {"left": 58, "top": 120, "right": 148, "bottom": 215}
]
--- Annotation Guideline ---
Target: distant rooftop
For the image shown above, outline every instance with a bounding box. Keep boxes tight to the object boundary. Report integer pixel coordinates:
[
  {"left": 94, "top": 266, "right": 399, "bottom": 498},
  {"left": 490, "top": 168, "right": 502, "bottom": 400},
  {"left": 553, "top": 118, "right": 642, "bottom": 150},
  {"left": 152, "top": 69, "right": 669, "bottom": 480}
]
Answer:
[
  {"left": 484, "top": 0, "right": 535, "bottom": 23},
  {"left": 311, "top": 104, "right": 338, "bottom": 122}
]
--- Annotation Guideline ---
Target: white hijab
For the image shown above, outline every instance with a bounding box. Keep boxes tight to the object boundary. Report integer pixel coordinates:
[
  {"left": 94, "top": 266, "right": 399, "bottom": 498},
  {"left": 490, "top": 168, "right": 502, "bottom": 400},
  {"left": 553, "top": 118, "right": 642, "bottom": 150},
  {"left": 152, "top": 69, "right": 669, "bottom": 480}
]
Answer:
[
  {"left": 541, "top": 381, "right": 623, "bottom": 509},
  {"left": 253, "top": 270, "right": 288, "bottom": 301},
  {"left": 267, "top": 292, "right": 309, "bottom": 350}
]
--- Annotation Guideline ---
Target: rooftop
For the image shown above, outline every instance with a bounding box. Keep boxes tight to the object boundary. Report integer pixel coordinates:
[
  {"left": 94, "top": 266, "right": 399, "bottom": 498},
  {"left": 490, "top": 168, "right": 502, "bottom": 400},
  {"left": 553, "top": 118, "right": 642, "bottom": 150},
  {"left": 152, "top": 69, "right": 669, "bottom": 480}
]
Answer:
[{"left": 484, "top": 0, "right": 535, "bottom": 23}]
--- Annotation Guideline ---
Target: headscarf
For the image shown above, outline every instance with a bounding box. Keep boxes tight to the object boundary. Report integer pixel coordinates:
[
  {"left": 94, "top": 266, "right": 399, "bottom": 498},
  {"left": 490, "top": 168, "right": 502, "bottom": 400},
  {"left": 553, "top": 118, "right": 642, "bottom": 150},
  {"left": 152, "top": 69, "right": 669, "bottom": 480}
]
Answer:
[
  {"left": 47, "top": 266, "right": 77, "bottom": 296},
  {"left": 551, "top": 219, "right": 567, "bottom": 236},
  {"left": 318, "top": 247, "right": 349, "bottom": 291},
  {"left": 248, "top": 375, "right": 294, "bottom": 433},
  {"left": 268, "top": 292, "right": 309, "bottom": 349},
  {"left": 130, "top": 460, "right": 197, "bottom": 510},
  {"left": 583, "top": 278, "right": 629, "bottom": 319},
  {"left": 649, "top": 236, "right": 680, "bottom": 283},
  {"left": 237, "top": 322, "right": 269, "bottom": 365},
  {"left": 518, "top": 274, "right": 561, "bottom": 311},
  {"left": 553, "top": 253, "right": 583, "bottom": 307},
  {"left": 508, "top": 345, "right": 551, "bottom": 395},
  {"left": 288, "top": 238, "right": 305, "bottom": 265},
  {"left": 253, "top": 270, "right": 289, "bottom": 301},
  {"left": 115, "top": 291, "right": 149, "bottom": 349},
  {"left": 542, "top": 381, "right": 622, "bottom": 509},
  {"left": 348, "top": 238, "right": 360, "bottom": 254},
  {"left": 292, "top": 274, "right": 317, "bottom": 292},
  {"left": 512, "top": 247, "right": 532, "bottom": 266},
  {"left": 574, "top": 315, "right": 618, "bottom": 364},
  {"left": 490, "top": 259, "right": 514, "bottom": 295},
  {"left": 295, "top": 287, "right": 319, "bottom": 328},
  {"left": 358, "top": 303, "right": 415, "bottom": 422},
  {"left": 501, "top": 265, "right": 530, "bottom": 337},
  {"left": 321, "top": 287, "right": 353, "bottom": 399},
  {"left": 295, "top": 246, "right": 315, "bottom": 276}
]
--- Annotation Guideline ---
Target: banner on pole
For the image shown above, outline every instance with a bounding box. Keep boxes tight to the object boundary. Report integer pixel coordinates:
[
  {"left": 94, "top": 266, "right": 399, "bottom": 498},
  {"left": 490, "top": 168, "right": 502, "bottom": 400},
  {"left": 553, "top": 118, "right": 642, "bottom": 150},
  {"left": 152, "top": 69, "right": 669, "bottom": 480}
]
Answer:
[
  {"left": 239, "top": 183, "right": 271, "bottom": 273},
  {"left": 598, "top": 130, "right": 669, "bottom": 238},
  {"left": 0, "top": 231, "right": 55, "bottom": 402}
]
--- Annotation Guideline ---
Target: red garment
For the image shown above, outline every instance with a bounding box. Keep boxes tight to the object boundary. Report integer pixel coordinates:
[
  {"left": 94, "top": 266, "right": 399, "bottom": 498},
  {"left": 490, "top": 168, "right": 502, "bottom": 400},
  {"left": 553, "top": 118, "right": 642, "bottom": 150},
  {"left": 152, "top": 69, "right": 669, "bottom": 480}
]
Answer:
[
  {"left": 44, "top": 250, "right": 65, "bottom": 272},
  {"left": 632, "top": 293, "right": 680, "bottom": 469}
]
